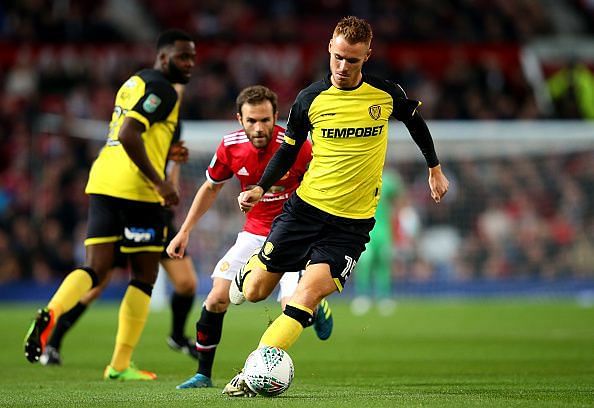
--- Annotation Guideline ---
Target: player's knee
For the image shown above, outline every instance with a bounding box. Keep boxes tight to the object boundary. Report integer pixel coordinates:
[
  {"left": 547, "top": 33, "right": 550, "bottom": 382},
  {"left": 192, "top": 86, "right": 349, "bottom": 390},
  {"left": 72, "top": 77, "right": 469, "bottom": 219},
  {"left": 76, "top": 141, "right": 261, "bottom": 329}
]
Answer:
[
  {"left": 205, "top": 290, "right": 230, "bottom": 311},
  {"left": 290, "top": 286, "right": 330, "bottom": 312},
  {"left": 131, "top": 268, "right": 158, "bottom": 285},
  {"left": 243, "top": 284, "right": 267, "bottom": 303},
  {"left": 130, "top": 279, "right": 153, "bottom": 296},
  {"left": 173, "top": 276, "right": 196, "bottom": 295},
  {"left": 295, "top": 274, "right": 337, "bottom": 303}
]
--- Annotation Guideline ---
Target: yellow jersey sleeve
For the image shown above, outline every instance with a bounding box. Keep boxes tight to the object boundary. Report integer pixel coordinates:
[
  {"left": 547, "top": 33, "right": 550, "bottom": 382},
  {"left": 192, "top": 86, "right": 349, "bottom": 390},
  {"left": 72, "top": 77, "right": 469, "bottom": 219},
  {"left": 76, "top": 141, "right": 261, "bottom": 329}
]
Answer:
[
  {"left": 85, "top": 69, "right": 180, "bottom": 203},
  {"left": 126, "top": 79, "right": 178, "bottom": 130}
]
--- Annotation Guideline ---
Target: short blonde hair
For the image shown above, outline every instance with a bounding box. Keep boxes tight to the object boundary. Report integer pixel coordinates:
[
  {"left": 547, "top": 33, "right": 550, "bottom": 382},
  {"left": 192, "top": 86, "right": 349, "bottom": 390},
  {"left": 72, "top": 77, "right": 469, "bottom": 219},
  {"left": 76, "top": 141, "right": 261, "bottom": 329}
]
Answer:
[{"left": 333, "top": 16, "right": 373, "bottom": 45}]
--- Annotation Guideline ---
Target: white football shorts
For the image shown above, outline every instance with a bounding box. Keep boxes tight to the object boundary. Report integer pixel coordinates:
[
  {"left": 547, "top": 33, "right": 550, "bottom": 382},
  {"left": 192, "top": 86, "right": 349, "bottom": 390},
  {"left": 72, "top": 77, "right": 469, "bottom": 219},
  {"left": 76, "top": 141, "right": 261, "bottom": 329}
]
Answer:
[{"left": 211, "top": 231, "right": 300, "bottom": 301}]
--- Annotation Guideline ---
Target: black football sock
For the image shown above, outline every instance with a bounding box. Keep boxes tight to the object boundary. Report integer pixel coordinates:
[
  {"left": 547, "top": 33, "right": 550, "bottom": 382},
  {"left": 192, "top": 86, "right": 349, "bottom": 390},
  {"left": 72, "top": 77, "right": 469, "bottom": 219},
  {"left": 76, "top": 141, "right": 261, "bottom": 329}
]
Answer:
[
  {"left": 47, "top": 301, "right": 88, "bottom": 350},
  {"left": 170, "top": 292, "right": 195, "bottom": 341},
  {"left": 196, "top": 306, "right": 226, "bottom": 378}
]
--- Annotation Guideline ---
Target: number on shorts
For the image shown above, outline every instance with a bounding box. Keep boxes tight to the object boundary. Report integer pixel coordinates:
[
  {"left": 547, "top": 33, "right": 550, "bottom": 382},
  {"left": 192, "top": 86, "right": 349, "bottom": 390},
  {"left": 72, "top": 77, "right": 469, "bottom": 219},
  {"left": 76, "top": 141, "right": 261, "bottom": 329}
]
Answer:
[{"left": 341, "top": 255, "right": 357, "bottom": 280}]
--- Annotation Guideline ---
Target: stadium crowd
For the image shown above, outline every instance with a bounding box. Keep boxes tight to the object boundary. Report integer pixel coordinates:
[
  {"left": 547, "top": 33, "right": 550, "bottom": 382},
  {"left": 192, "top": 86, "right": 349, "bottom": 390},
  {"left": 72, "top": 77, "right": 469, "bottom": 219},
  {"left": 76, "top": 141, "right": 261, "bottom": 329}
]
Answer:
[
  {"left": 0, "top": 0, "right": 563, "bottom": 43},
  {"left": 1, "top": 0, "right": 594, "bottom": 285},
  {"left": 393, "top": 153, "right": 594, "bottom": 282}
]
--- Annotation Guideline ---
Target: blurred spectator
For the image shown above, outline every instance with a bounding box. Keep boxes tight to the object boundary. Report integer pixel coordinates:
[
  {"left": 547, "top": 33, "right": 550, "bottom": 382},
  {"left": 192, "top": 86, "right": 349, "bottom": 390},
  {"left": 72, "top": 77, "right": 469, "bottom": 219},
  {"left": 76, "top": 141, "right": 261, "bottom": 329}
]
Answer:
[
  {"left": 547, "top": 59, "right": 594, "bottom": 119},
  {"left": 0, "top": 0, "right": 593, "bottom": 285},
  {"left": 2, "top": 0, "right": 123, "bottom": 42},
  {"left": 0, "top": 229, "right": 22, "bottom": 283}
]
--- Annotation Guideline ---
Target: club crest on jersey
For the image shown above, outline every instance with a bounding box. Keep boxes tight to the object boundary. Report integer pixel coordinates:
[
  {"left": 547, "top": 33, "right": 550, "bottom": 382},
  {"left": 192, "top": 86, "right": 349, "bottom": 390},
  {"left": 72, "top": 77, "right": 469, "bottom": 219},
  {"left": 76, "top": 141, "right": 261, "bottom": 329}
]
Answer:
[
  {"left": 220, "top": 261, "right": 230, "bottom": 272},
  {"left": 263, "top": 242, "right": 274, "bottom": 256},
  {"left": 369, "top": 105, "right": 381, "bottom": 120},
  {"left": 143, "top": 93, "right": 161, "bottom": 113}
]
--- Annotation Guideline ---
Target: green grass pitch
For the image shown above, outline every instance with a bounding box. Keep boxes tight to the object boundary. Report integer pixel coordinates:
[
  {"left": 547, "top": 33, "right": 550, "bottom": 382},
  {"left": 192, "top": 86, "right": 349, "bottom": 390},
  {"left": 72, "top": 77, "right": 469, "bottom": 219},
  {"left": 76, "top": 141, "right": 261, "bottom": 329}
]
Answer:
[{"left": 1, "top": 299, "right": 593, "bottom": 407}]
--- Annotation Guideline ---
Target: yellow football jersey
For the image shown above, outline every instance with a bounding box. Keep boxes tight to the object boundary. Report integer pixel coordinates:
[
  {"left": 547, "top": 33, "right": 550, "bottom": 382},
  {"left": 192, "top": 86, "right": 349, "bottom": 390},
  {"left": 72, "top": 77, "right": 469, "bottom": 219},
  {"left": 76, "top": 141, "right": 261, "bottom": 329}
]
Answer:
[
  {"left": 86, "top": 69, "right": 179, "bottom": 203},
  {"left": 284, "top": 75, "right": 419, "bottom": 219}
]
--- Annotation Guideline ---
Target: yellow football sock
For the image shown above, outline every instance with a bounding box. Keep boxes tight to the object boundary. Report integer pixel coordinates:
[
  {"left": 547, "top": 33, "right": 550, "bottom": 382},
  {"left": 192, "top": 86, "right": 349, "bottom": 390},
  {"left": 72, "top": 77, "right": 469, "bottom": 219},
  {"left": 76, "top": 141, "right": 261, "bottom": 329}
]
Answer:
[
  {"left": 48, "top": 269, "right": 93, "bottom": 318},
  {"left": 258, "top": 303, "right": 313, "bottom": 350},
  {"left": 110, "top": 285, "right": 151, "bottom": 371}
]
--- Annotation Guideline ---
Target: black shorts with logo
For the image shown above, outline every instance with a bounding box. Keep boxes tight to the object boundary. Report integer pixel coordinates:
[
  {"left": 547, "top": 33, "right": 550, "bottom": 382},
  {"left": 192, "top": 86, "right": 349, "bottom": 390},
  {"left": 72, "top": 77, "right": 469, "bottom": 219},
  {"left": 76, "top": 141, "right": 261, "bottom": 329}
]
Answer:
[
  {"left": 112, "top": 207, "right": 179, "bottom": 268},
  {"left": 85, "top": 194, "right": 167, "bottom": 254},
  {"left": 258, "top": 193, "right": 375, "bottom": 292}
]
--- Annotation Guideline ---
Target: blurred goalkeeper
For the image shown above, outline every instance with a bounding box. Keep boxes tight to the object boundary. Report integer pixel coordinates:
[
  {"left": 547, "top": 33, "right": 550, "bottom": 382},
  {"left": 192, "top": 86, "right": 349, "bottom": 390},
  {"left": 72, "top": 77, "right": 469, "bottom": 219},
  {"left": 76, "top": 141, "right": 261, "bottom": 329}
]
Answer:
[
  {"left": 167, "top": 85, "right": 333, "bottom": 390},
  {"left": 224, "top": 16, "right": 449, "bottom": 396}
]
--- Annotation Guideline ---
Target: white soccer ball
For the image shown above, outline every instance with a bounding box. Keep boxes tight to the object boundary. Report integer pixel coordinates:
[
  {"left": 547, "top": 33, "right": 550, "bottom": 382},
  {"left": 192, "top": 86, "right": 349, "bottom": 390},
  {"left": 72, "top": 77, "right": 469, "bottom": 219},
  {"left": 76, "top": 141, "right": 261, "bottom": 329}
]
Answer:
[{"left": 243, "top": 346, "right": 294, "bottom": 397}]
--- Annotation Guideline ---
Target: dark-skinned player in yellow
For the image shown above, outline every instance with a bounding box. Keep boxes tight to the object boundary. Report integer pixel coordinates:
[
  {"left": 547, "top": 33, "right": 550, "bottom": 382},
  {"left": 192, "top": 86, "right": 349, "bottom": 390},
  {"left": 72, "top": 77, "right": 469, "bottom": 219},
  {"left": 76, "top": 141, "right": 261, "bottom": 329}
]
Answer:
[{"left": 24, "top": 29, "right": 196, "bottom": 381}]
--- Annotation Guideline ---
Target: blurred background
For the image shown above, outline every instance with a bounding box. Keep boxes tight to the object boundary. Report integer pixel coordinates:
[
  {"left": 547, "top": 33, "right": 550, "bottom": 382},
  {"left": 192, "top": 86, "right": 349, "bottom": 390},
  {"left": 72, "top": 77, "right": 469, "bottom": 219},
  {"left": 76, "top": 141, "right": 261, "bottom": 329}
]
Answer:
[{"left": 1, "top": 0, "right": 593, "bottom": 302}]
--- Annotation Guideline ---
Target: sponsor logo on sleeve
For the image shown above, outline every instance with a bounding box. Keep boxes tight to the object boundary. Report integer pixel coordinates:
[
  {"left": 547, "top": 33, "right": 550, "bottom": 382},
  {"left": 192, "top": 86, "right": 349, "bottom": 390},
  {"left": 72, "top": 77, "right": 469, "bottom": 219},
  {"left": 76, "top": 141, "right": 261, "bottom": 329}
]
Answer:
[{"left": 143, "top": 93, "right": 162, "bottom": 113}]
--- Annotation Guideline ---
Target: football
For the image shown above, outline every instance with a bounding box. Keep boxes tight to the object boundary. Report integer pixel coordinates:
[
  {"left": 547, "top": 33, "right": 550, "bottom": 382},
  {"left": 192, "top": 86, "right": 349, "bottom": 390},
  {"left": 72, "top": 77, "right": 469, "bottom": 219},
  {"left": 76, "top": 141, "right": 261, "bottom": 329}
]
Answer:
[{"left": 243, "top": 346, "right": 294, "bottom": 397}]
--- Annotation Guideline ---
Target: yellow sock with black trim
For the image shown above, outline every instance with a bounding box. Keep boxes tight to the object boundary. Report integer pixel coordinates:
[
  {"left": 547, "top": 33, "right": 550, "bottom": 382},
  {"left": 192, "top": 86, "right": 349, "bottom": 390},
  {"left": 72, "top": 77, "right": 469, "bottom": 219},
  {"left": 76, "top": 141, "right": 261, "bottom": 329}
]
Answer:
[
  {"left": 258, "top": 302, "right": 313, "bottom": 350},
  {"left": 110, "top": 283, "right": 151, "bottom": 371},
  {"left": 48, "top": 269, "right": 94, "bottom": 319}
]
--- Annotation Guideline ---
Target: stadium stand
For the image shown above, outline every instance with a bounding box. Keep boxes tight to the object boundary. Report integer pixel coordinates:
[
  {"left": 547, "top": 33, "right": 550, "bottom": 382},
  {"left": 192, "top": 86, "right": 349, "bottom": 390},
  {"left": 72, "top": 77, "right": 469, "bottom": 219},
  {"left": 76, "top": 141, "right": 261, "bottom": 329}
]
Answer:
[{"left": 0, "top": 1, "right": 593, "bottom": 295}]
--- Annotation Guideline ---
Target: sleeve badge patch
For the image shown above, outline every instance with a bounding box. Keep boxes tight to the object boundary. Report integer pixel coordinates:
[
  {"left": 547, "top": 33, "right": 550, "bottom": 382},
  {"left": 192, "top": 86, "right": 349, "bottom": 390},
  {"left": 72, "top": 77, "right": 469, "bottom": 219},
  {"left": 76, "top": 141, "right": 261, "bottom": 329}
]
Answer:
[{"left": 143, "top": 93, "right": 162, "bottom": 113}]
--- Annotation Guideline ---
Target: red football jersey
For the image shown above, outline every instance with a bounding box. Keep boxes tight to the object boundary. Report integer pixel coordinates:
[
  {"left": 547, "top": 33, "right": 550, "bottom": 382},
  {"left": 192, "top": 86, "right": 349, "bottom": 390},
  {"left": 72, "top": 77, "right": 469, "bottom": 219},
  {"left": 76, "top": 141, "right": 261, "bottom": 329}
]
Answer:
[{"left": 207, "top": 125, "right": 312, "bottom": 236}]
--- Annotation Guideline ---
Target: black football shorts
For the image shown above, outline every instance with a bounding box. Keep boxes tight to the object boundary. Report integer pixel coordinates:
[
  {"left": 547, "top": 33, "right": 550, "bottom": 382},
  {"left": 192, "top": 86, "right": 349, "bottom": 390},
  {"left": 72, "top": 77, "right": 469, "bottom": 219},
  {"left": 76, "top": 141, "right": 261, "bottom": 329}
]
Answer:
[
  {"left": 257, "top": 193, "right": 375, "bottom": 291},
  {"left": 85, "top": 194, "right": 167, "bottom": 253}
]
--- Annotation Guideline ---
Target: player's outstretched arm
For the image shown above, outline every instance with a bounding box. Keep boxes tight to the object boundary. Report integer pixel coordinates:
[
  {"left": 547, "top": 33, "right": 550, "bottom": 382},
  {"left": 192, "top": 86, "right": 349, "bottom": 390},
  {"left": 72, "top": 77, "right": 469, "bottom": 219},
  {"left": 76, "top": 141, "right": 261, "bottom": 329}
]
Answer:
[
  {"left": 401, "top": 111, "right": 448, "bottom": 203},
  {"left": 167, "top": 180, "right": 224, "bottom": 258}
]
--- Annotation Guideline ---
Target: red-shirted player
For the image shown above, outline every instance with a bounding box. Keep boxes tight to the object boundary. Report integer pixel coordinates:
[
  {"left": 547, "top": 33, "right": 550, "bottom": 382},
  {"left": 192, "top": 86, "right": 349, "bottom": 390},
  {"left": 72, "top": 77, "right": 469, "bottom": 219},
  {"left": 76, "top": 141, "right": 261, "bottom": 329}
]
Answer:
[{"left": 167, "top": 86, "right": 333, "bottom": 389}]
